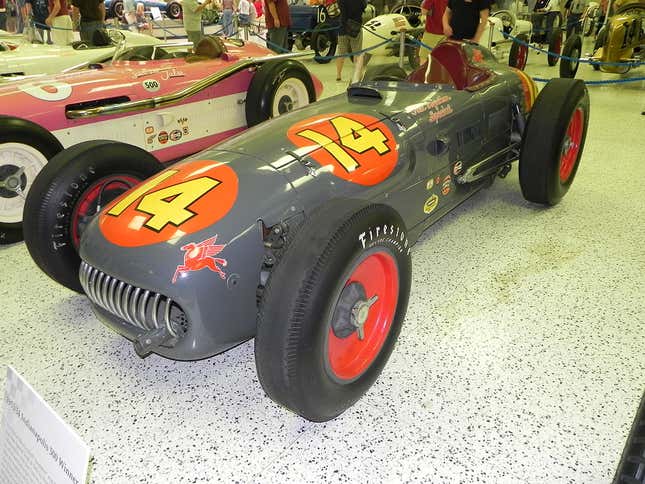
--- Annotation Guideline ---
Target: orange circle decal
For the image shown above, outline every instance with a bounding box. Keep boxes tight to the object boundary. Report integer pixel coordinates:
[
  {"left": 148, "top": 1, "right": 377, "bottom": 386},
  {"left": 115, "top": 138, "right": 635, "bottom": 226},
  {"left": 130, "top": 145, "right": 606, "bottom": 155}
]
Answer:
[
  {"left": 99, "top": 160, "right": 238, "bottom": 247},
  {"left": 287, "top": 113, "right": 398, "bottom": 186}
]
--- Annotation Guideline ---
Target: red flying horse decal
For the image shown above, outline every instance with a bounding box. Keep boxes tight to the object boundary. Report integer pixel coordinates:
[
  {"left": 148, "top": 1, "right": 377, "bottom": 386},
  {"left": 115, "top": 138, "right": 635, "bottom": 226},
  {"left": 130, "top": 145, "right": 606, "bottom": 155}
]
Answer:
[{"left": 172, "top": 235, "right": 228, "bottom": 283}]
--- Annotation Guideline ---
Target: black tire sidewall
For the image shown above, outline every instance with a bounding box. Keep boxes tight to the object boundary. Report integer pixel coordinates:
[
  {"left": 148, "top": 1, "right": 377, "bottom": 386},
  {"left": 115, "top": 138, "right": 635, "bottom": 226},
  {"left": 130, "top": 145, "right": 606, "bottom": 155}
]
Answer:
[
  {"left": 560, "top": 34, "right": 581, "bottom": 77},
  {"left": 0, "top": 117, "right": 62, "bottom": 244},
  {"left": 23, "top": 141, "right": 161, "bottom": 292},
  {"left": 519, "top": 79, "right": 590, "bottom": 205},
  {"left": 245, "top": 60, "right": 316, "bottom": 127},
  {"left": 548, "top": 28, "right": 562, "bottom": 66},
  {"left": 255, "top": 201, "right": 412, "bottom": 421},
  {"left": 311, "top": 23, "right": 337, "bottom": 63}
]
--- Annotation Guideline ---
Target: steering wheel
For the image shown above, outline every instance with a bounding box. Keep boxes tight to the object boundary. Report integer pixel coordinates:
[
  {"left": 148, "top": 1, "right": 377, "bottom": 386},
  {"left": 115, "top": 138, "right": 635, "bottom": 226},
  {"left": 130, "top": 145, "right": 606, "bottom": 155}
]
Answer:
[{"left": 492, "top": 10, "right": 517, "bottom": 33}]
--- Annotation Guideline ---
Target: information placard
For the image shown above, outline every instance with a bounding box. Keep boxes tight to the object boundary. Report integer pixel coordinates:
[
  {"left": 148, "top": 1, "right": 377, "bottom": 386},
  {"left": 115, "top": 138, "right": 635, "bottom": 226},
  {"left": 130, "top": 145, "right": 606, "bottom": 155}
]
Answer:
[{"left": 0, "top": 366, "right": 91, "bottom": 484}]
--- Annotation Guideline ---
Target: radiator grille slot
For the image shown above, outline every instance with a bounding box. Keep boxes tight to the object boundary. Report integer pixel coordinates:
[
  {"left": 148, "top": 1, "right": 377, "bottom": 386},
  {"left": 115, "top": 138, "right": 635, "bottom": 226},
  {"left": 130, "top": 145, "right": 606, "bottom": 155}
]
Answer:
[{"left": 79, "top": 260, "right": 188, "bottom": 337}]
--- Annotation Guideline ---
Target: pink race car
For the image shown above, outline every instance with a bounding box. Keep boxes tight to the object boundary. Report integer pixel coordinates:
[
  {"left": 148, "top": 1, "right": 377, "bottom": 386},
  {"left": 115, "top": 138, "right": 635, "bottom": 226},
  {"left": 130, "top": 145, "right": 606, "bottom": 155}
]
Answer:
[{"left": 0, "top": 37, "right": 322, "bottom": 244}]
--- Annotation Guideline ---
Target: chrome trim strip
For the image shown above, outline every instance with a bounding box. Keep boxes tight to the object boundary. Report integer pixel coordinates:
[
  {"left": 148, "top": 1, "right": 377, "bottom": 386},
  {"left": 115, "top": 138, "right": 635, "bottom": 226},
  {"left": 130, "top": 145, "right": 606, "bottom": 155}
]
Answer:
[
  {"left": 131, "top": 287, "right": 142, "bottom": 328},
  {"left": 107, "top": 277, "right": 118, "bottom": 316},
  {"left": 122, "top": 285, "right": 133, "bottom": 323},
  {"left": 151, "top": 293, "right": 161, "bottom": 329},
  {"left": 164, "top": 298, "right": 177, "bottom": 338},
  {"left": 139, "top": 290, "right": 151, "bottom": 330}
]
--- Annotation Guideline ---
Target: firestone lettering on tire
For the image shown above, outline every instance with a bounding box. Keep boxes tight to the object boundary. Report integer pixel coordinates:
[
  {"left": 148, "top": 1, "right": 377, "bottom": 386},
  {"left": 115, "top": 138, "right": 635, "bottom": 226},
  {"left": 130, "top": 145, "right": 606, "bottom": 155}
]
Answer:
[{"left": 359, "top": 223, "right": 410, "bottom": 255}]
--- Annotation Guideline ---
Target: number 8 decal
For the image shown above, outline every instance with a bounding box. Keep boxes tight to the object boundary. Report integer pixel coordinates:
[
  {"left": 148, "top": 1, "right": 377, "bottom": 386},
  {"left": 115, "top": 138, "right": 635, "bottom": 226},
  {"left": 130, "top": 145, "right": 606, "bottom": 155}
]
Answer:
[
  {"left": 100, "top": 160, "right": 239, "bottom": 247},
  {"left": 287, "top": 113, "right": 398, "bottom": 186},
  {"left": 18, "top": 80, "right": 73, "bottom": 101}
]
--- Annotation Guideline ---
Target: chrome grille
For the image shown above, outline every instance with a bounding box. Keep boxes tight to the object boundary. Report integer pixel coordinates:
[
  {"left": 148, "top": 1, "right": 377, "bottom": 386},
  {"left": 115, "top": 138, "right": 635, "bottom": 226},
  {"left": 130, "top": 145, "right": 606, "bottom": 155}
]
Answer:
[{"left": 79, "top": 261, "right": 188, "bottom": 337}]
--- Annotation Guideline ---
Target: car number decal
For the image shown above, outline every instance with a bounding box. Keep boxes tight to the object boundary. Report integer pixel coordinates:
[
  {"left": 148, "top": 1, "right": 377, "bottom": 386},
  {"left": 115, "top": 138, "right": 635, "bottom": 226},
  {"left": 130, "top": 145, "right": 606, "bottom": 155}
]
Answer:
[
  {"left": 142, "top": 79, "right": 161, "bottom": 92},
  {"left": 18, "top": 80, "right": 72, "bottom": 101},
  {"left": 287, "top": 113, "right": 398, "bottom": 186},
  {"left": 99, "top": 160, "right": 238, "bottom": 247}
]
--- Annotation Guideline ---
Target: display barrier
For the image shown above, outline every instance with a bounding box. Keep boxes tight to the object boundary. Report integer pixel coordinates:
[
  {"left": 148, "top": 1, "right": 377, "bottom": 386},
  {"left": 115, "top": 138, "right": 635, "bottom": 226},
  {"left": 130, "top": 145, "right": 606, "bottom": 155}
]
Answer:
[{"left": 12, "top": 18, "right": 645, "bottom": 86}]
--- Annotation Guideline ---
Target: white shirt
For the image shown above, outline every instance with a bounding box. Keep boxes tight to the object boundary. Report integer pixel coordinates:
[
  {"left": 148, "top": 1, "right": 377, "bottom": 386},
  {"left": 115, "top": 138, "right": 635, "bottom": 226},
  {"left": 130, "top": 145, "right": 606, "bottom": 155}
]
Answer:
[{"left": 239, "top": 0, "right": 251, "bottom": 14}]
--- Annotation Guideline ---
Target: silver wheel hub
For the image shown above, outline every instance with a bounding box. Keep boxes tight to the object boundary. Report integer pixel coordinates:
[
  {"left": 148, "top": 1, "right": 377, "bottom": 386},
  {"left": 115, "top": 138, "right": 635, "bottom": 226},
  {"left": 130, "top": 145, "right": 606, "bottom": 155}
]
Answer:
[
  {"left": 350, "top": 295, "right": 379, "bottom": 340},
  {"left": 0, "top": 142, "right": 48, "bottom": 224}
]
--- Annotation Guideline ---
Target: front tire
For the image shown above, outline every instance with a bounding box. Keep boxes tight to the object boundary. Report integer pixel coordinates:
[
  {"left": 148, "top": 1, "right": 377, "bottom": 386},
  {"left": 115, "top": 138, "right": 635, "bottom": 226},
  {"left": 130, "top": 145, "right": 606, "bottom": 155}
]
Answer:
[
  {"left": 560, "top": 34, "right": 582, "bottom": 78},
  {"left": 245, "top": 60, "right": 316, "bottom": 127},
  {"left": 509, "top": 33, "right": 529, "bottom": 70},
  {"left": 23, "top": 141, "right": 161, "bottom": 292},
  {"left": 519, "top": 79, "right": 590, "bottom": 205},
  {"left": 0, "top": 116, "right": 63, "bottom": 245},
  {"left": 255, "top": 200, "right": 412, "bottom": 422}
]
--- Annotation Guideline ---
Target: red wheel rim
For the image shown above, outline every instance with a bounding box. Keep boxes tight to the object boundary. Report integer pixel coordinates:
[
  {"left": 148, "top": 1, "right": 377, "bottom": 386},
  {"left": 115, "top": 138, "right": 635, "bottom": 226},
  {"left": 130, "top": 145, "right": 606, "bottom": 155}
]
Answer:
[
  {"left": 518, "top": 44, "right": 528, "bottom": 70},
  {"left": 559, "top": 107, "right": 583, "bottom": 183},
  {"left": 71, "top": 175, "right": 139, "bottom": 248},
  {"left": 327, "top": 251, "right": 399, "bottom": 381}
]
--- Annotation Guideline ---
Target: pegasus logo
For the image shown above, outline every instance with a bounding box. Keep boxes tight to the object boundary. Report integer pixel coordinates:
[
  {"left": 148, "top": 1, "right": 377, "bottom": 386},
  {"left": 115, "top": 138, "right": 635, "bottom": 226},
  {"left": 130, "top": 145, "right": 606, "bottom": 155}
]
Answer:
[{"left": 172, "top": 235, "right": 228, "bottom": 283}]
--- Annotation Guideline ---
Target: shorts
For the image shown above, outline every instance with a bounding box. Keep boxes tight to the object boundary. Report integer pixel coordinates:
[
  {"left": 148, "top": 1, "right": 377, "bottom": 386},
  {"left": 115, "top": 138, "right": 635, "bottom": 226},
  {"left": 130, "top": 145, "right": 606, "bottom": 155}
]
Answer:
[{"left": 337, "top": 32, "right": 362, "bottom": 56}]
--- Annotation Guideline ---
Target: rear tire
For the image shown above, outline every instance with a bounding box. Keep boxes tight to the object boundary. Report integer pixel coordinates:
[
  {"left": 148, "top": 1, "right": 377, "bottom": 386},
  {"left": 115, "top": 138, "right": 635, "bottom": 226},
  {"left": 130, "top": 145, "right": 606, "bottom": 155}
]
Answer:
[
  {"left": 23, "top": 141, "right": 161, "bottom": 292},
  {"left": 519, "top": 79, "right": 589, "bottom": 205},
  {"left": 245, "top": 60, "right": 316, "bottom": 127},
  {"left": 255, "top": 200, "right": 412, "bottom": 421},
  {"left": 559, "top": 34, "right": 582, "bottom": 78},
  {"left": 0, "top": 116, "right": 62, "bottom": 245}
]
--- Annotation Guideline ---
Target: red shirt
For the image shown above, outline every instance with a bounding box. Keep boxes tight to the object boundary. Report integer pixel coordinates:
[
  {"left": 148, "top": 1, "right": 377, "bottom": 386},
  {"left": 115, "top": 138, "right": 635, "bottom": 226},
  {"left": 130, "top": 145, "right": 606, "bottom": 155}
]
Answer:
[
  {"left": 264, "top": 0, "right": 291, "bottom": 28},
  {"left": 422, "top": 0, "right": 448, "bottom": 35}
]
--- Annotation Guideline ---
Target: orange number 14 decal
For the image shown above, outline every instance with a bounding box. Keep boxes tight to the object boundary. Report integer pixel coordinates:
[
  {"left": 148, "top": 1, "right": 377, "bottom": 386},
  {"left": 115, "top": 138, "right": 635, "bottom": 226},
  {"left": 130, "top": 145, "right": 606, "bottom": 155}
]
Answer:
[
  {"left": 296, "top": 116, "right": 390, "bottom": 173},
  {"left": 107, "top": 170, "right": 220, "bottom": 232}
]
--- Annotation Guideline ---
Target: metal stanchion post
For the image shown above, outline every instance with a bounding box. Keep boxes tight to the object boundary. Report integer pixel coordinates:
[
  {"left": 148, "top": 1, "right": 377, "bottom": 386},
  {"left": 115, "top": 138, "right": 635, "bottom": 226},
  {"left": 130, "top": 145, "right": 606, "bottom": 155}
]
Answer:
[{"left": 398, "top": 30, "right": 405, "bottom": 68}]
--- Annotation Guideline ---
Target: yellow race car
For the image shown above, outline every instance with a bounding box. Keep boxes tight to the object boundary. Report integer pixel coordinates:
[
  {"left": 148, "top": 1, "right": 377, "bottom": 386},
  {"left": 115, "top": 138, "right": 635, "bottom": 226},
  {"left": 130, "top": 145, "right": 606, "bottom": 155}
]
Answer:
[{"left": 560, "top": 0, "right": 644, "bottom": 77}]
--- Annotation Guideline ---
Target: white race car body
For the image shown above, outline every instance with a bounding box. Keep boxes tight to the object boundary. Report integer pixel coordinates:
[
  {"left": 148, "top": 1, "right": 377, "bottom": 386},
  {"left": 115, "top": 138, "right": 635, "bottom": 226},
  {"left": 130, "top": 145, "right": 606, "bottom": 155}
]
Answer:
[
  {"left": 0, "top": 30, "right": 164, "bottom": 77},
  {"left": 362, "top": 14, "right": 414, "bottom": 57},
  {"left": 486, "top": 12, "right": 533, "bottom": 45}
]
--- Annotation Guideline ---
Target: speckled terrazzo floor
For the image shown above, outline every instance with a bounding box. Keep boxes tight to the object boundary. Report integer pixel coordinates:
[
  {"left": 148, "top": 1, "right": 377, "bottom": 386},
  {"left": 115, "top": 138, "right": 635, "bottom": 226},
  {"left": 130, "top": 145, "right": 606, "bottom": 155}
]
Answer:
[{"left": 1, "top": 38, "right": 644, "bottom": 483}]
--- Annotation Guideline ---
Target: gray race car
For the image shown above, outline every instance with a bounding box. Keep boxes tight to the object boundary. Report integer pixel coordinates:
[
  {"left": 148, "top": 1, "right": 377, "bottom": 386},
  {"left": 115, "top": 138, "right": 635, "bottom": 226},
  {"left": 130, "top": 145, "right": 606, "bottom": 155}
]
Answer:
[{"left": 23, "top": 40, "right": 590, "bottom": 422}]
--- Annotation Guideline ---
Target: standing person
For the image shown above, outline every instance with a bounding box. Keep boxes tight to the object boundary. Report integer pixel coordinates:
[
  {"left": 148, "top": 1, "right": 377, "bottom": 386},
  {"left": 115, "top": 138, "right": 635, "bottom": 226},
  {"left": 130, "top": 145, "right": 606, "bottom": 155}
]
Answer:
[
  {"left": 564, "top": 0, "right": 587, "bottom": 37},
  {"left": 264, "top": 0, "right": 290, "bottom": 52},
  {"left": 71, "top": 0, "right": 105, "bottom": 43},
  {"left": 0, "top": 0, "right": 6, "bottom": 31},
  {"left": 123, "top": 0, "right": 136, "bottom": 30},
  {"left": 25, "top": 0, "right": 51, "bottom": 42},
  {"left": 237, "top": 0, "right": 250, "bottom": 36},
  {"left": 15, "top": 0, "right": 25, "bottom": 32},
  {"left": 335, "top": 0, "right": 365, "bottom": 81},
  {"left": 46, "top": 0, "right": 73, "bottom": 44},
  {"left": 183, "top": 0, "right": 213, "bottom": 46},
  {"left": 220, "top": 0, "right": 235, "bottom": 36},
  {"left": 442, "top": 0, "right": 490, "bottom": 44},
  {"left": 420, "top": 0, "right": 447, "bottom": 62}
]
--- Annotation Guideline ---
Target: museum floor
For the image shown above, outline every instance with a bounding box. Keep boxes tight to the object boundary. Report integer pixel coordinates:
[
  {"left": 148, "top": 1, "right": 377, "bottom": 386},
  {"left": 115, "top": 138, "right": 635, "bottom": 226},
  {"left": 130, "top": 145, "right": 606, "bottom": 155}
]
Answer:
[{"left": 1, "top": 40, "right": 644, "bottom": 483}]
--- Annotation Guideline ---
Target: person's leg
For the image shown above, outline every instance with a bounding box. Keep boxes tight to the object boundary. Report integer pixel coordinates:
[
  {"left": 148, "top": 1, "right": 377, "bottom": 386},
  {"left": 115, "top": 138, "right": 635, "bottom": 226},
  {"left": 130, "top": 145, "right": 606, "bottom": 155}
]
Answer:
[
  {"left": 222, "top": 8, "right": 232, "bottom": 36},
  {"left": 0, "top": 12, "right": 6, "bottom": 31},
  {"left": 336, "top": 34, "right": 348, "bottom": 80}
]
